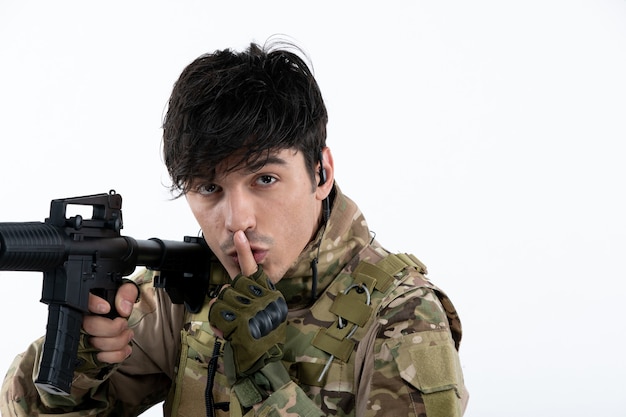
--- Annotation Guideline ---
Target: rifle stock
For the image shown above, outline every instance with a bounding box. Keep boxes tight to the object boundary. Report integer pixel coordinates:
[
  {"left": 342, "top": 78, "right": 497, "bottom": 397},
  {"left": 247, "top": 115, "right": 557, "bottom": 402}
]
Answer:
[{"left": 0, "top": 190, "right": 213, "bottom": 395}]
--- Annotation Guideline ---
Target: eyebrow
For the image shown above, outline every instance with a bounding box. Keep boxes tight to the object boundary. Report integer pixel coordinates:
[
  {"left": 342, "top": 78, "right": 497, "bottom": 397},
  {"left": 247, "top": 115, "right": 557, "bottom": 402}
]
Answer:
[
  {"left": 244, "top": 154, "right": 288, "bottom": 173},
  {"left": 193, "top": 152, "right": 292, "bottom": 186}
]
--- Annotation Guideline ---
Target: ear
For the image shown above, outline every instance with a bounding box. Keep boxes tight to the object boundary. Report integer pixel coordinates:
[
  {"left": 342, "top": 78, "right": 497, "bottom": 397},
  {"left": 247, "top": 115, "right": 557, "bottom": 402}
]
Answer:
[{"left": 316, "top": 146, "right": 334, "bottom": 201}]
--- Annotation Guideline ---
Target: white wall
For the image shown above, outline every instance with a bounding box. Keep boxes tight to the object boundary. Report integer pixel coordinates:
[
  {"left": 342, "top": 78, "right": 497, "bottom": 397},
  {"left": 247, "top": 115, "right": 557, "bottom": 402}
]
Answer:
[{"left": 1, "top": 1, "right": 625, "bottom": 415}]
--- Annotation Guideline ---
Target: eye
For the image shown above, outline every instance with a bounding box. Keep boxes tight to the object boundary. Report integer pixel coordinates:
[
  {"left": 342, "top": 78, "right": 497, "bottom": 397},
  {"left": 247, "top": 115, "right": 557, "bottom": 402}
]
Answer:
[
  {"left": 195, "top": 183, "right": 221, "bottom": 195},
  {"left": 255, "top": 175, "right": 277, "bottom": 186}
]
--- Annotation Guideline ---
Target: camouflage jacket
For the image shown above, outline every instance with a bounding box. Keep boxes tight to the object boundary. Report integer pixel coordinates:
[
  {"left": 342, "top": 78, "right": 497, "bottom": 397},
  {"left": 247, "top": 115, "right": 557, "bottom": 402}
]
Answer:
[{"left": 1, "top": 185, "right": 468, "bottom": 416}]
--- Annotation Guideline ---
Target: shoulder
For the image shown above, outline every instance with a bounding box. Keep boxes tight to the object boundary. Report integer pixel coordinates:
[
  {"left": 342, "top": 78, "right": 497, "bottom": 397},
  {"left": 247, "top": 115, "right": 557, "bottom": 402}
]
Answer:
[{"left": 372, "top": 253, "right": 463, "bottom": 349}]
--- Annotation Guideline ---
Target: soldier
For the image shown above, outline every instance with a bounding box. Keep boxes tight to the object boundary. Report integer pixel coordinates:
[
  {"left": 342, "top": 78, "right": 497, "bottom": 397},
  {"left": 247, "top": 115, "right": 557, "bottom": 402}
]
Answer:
[{"left": 2, "top": 40, "right": 469, "bottom": 416}]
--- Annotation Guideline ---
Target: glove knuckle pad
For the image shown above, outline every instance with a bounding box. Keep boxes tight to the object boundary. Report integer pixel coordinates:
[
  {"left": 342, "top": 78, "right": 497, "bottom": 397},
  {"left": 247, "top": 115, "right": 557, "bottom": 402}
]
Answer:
[{"left": 208, "top": 266, "right": 288, "bottom": 376}]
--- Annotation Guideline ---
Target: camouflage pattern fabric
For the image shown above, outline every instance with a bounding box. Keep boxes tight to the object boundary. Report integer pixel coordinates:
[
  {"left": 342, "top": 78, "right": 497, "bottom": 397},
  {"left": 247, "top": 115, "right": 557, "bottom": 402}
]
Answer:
[{"left": 1, "top": 184, "right": 468, "bottom": 416}]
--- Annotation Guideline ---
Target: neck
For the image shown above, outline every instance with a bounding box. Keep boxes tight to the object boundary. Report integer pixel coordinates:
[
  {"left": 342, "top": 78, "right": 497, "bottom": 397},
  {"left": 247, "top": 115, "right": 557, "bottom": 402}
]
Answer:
[{"left": 275, "top": 185, "right": 371, "bottom": 307}]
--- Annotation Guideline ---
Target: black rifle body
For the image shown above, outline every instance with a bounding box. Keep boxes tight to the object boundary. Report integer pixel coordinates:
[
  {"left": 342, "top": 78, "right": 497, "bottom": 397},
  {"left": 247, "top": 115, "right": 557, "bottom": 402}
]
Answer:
[{"left": 0, "top": 191, "right": 212, "bottom": 395}]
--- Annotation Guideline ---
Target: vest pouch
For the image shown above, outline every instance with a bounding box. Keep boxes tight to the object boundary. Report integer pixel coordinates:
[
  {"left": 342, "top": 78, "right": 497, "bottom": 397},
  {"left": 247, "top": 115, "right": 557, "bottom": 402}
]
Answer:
[
  {"left": 171, "top": 331, "right": 230, "bottom": 417},
  {"left": 390, "top": 330, "right": 464, "bottom": 417}
]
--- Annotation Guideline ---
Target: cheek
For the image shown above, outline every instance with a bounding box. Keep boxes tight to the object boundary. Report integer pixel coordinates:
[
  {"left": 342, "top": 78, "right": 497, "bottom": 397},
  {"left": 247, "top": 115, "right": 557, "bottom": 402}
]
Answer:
[
  {"left": 274, "top": 196, "right": 318, "bottom": 246},
  {"left": 186, "top": 195, "right": 202, "bottom": 221},
  {"left": 190, "top": 208, "right": 212, "bottom": 235},
  {"left": 187, "top": 198, "right": 219, "bottom": 240}
]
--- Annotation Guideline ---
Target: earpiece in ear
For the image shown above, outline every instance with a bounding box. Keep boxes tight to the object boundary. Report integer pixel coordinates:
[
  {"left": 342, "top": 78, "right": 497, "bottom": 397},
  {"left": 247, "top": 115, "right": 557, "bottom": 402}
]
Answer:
[
  {"left": 318, "top": 149, "right": 327, "bottom": 186},
  {"left": 318, "top": 148, "right": 331, "bottom": 223}
]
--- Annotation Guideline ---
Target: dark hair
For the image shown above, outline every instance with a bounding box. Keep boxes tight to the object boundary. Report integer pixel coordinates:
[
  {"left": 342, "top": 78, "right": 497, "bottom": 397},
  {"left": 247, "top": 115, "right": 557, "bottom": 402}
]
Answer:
[{"left": 162, "top": 41, "right": 328, "bottom": 196}]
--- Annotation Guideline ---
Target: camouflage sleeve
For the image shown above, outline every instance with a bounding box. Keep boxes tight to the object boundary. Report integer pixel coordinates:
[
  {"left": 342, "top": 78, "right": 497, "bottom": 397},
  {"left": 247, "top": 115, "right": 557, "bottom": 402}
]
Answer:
[
  {"left": 1, "top": 336, "right": 122, "bottom": 416},
  {"left": 366, "top": 283, "right": 468, "bottom": 417}
]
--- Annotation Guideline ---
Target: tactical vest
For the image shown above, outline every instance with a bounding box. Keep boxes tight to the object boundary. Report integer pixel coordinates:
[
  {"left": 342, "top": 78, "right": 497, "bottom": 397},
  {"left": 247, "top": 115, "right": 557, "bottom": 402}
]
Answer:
[{"left": 167, "top": 251, "right": 464, "bottom": 417}]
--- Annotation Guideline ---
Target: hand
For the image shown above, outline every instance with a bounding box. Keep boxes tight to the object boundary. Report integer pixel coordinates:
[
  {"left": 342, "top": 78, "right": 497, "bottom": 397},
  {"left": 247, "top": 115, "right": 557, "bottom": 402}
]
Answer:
[
  {"left": 209, "top": 230, "right": 291, "bottom": 407},
  {"left": 209, "top": 266, "right": 288, "bottom": 375},
  {"left": 210, "top": 231, "right": 288, "bottom": 374},
  {"left": 82, "top": 282, "right": 138, "bottom": 364},
  {"left": 209, "top": 230, "right": 258, "bottom": 340}
]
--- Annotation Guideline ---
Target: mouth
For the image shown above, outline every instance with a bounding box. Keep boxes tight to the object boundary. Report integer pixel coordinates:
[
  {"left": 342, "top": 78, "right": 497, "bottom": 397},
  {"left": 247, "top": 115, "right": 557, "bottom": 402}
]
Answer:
[
  {"left": 251, "top": 249, "right": 268, "bottom": 264},
  {"left": 229, "top": 248, "right": 268, "bottom": 266}
]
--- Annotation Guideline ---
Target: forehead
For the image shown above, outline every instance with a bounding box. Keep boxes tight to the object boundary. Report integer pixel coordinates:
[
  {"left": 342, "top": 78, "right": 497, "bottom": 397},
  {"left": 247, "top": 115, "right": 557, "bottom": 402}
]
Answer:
[{"left": 242, "top": 148, "right": 299, "bottom": 172}]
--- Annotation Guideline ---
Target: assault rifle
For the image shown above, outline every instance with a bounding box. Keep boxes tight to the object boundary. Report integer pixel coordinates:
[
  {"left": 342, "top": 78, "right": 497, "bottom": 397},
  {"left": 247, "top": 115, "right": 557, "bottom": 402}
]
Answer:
[{"left": 0, "top": 190, "right": 213, "bottom": 396}]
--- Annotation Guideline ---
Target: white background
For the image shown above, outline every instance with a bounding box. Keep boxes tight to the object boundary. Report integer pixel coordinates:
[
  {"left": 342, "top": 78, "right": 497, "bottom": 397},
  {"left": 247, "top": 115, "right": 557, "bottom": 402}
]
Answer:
[{"left": 1, "top": 1, "right": 626, "bottom": 416}]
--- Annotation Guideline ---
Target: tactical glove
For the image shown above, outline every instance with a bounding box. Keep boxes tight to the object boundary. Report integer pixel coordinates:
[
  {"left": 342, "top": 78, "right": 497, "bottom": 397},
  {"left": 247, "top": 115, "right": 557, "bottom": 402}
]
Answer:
[{"left": 209, "top": 266, "right": 290, "bottom": 407}]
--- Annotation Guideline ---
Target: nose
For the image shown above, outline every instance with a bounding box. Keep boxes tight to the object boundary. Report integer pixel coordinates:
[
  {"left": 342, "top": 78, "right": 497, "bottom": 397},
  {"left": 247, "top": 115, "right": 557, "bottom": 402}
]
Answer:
[{"left": 224, "top": 189, "right": 256, "bottom": 233}]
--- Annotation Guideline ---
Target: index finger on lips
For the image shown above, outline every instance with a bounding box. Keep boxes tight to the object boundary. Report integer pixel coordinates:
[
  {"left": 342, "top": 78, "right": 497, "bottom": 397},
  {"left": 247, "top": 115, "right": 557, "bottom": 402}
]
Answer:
[{"left": 234, "top": 230, "right": 258, "bottom": 276}]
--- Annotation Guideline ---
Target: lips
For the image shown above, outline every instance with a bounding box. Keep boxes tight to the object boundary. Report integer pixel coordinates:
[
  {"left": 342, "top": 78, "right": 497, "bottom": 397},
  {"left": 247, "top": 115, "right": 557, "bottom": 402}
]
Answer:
[
  {"left": 229, "top": 248, "right": 268, "bottom": 266},
  {"left": 251, "top": 249, "right": 268, "bottom": 264}
]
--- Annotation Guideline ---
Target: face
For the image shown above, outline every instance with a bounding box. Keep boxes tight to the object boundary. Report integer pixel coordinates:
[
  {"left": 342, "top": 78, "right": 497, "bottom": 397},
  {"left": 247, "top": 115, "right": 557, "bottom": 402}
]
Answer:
[{"left": 185, "top": 147, "right": 333, "bottom": 282}]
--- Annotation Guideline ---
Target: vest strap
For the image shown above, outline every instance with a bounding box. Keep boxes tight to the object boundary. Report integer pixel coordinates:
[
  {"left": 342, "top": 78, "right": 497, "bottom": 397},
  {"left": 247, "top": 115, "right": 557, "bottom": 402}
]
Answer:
[
  {"left": 312, "top": 327, "right": 355, "bottom": 362},
  {"left": 311, "top": 253, "right": 428, "bottom": 383},
  {"left": 377, "top": 253, "right": 412, "bottom": 275},
  {"left": 353, "top": 261, "right": 394, "bottom": 293},
  {"left": 329, "top": 292, "right": 373, "bottom": 327}
]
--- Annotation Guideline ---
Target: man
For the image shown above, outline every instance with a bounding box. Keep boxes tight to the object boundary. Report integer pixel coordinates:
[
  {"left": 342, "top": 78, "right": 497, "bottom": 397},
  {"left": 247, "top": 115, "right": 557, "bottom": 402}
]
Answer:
[{"left": 1, "top": 41, "right": 468, "bottom": 416}]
